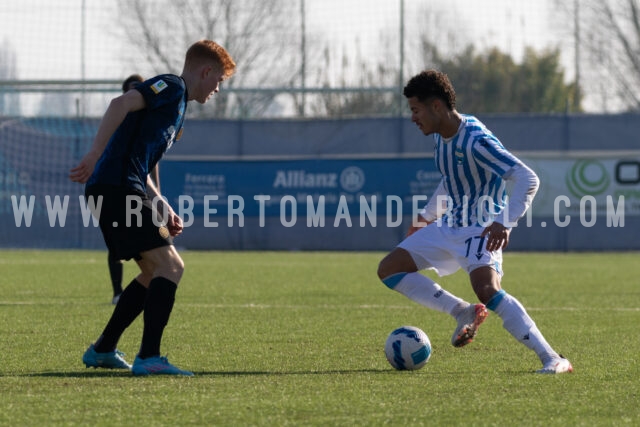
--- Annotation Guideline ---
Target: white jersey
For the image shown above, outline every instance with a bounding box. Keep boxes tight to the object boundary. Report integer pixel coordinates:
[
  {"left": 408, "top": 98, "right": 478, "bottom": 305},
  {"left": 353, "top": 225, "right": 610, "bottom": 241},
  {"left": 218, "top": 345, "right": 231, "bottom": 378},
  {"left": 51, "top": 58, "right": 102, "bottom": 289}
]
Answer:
[{"left": 433, "top": 115, "right": 522, "bottom": 228}]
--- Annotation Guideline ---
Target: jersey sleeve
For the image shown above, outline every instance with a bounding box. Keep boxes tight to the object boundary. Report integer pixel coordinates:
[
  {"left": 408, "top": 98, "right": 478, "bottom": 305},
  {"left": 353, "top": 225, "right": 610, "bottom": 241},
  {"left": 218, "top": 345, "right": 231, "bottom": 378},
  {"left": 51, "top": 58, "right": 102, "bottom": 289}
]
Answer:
[
  {"left": 471, "top": 136, "right": 521, "bottom": 177},
  {"left": 135, "top": 75, "right": 184, "bottom": 111},
  {"left": 494, "top": 164, "right": 540, "bottom": 227},
  {"left": 471, "top": 136, "right": 538, "bottom": 227},
  {"left": 419, "top": 179, "right": 448, "bottom": 222}
]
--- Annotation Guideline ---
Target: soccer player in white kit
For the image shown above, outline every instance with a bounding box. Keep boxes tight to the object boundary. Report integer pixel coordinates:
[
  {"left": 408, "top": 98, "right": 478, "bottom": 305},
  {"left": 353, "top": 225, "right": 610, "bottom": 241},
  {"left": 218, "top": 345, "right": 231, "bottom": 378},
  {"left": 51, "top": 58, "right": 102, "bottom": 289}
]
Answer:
[{"left": 377, "top": 70, "right": 572, "bottom": 374}]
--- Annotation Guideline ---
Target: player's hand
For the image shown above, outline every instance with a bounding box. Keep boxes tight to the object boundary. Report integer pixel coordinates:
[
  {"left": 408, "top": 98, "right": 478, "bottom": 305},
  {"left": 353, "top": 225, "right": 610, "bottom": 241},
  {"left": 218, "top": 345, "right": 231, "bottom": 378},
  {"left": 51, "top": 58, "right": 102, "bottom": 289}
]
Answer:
[
  {"left": 481, "top": 222, "right": 511, "bottom": 252},
  {"left": 406, "top": 216, "right": 432, "bottom": 237},
  {"left": 167, "top": 212, "right": 183, "bottom": 237},
  {"left": 69, "top": 152, "right": 99, "bottom": 183}
]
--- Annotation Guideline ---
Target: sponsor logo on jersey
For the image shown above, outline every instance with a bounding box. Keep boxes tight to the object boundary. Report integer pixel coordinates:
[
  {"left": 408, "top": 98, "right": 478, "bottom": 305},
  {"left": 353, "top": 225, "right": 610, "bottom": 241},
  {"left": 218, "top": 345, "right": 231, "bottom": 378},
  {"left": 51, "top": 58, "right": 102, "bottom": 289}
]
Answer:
[{"left": 151, "top": 80, "right": 168, "bottom": 94}]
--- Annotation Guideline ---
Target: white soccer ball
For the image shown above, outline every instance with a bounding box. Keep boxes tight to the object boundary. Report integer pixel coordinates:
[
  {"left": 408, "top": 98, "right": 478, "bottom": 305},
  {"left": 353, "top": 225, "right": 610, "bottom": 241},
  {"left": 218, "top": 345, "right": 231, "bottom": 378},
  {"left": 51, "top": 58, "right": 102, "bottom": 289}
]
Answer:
[{"left": 384, "top": 326, "right": 432, "bottom": 370}]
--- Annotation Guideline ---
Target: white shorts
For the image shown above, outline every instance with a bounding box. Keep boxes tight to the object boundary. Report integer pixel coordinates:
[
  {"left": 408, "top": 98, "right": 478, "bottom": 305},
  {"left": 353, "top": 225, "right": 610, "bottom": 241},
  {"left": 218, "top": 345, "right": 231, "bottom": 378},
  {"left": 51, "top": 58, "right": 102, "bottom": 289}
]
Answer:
[{"left": 397, "top": 222, "right": 503, "bottom": 277}]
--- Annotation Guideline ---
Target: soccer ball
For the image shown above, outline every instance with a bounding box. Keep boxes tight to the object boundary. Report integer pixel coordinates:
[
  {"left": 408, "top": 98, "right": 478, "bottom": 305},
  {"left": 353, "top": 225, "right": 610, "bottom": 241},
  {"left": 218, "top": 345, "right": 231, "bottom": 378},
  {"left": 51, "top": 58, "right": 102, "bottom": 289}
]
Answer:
[{"left": 384, "top": 326, "right": 432, "bottom": 370}]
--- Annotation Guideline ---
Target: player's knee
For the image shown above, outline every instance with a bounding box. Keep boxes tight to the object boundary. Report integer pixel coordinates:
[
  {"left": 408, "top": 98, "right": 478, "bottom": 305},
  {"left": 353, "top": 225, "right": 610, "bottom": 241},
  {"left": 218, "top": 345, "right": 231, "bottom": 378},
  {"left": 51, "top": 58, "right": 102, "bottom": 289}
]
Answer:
[
  {"left": 378, "top": 249, "right": 416, "bottom": 281},
  {"left": 377, "top": 258, "right": 393, "bottom": 281},
  {"left": 153, "top": 251, "right": 184, "bottom": 283},
  {"left": 137, "top": 272, "right": 153, "bottom": 287},
  {"left": 168, "top": 255, "right": 185, "bottom": 277},
  {"left": 377, "top": 259, "right": 408, "bottom": 291}
]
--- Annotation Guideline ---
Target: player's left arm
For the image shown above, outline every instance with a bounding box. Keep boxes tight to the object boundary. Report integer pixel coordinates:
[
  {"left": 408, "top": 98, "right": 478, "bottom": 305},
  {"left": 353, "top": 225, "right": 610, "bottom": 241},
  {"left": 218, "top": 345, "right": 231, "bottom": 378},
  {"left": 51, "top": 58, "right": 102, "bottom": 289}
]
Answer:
[
  {"left": 473, "top": 138, "right": 539, "bottom": 251},
  {"left": 481, "top": 164, "right": 539, "bottom": 251},
  {"left": 494, "top": 163, "right": 540, "bottom": 226}
]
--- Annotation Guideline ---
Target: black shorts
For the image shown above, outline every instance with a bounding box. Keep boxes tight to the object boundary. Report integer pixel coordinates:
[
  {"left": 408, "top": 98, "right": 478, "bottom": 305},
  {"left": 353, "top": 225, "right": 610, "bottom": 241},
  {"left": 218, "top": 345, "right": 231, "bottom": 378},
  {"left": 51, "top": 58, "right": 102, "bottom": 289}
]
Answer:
[{"left": 86, "top": 184, "right": 172, "bottom": 261}]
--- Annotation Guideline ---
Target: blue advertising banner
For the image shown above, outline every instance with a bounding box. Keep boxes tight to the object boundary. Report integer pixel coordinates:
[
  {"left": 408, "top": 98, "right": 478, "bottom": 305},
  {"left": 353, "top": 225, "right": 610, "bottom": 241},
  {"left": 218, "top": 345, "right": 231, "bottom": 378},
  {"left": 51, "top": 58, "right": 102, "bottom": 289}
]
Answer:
[
  {"left": 2, "top": 115, "right": 638, "bottom": 251},
  {"left": 160, "top": 158, "right": 441, "bottom": 221}
]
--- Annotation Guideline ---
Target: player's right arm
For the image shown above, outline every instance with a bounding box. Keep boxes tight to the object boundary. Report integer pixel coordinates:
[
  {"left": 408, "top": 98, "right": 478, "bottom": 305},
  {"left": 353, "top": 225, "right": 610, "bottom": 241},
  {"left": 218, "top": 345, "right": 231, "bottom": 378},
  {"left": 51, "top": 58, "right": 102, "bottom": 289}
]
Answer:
[
  {"left": 69, "top": 90, "right": 146, "bottom": 183},
  {"left": 406, "top": 179, "right": 448, "bottom": 237}
]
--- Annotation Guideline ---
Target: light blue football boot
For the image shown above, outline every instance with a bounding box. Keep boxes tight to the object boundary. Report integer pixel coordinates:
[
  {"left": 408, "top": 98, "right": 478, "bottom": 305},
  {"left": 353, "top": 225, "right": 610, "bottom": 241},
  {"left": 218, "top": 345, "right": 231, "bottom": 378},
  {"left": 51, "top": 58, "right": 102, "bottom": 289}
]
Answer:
[
  {"left": 82, "top": 344, "right": 131, "bottom": 370},
  {"left": 131, "top": 356, "right": 193, "bottom": 376}
]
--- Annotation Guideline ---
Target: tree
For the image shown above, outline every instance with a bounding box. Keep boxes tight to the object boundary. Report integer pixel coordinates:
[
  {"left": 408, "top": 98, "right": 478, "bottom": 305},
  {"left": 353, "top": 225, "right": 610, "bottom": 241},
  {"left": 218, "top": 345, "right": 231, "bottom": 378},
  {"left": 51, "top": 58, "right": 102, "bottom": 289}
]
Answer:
[
  {"left": 427, "top": 45, "right": 581, "bottom": 113},
  {"left": 306, "top": 2, "right": 462, "bottom": 118},
  {"left": 304, "top": 2, "right": 577, "bottom": 117},
  {"left": 115, "top": 0, "right": 303, "bottom": 118},
  {"left": 553, "top": 0, "right": 640, "bottom": 112},
  {"left": 309, "top": 43, "right": 401, "bottom": 118}
]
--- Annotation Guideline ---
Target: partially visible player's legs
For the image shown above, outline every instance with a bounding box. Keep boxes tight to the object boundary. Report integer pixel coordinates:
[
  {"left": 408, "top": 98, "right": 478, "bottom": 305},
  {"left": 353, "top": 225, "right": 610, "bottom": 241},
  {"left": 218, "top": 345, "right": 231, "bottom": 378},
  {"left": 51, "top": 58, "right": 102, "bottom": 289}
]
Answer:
[
  {"left": 131, "top": 245, "right": 192, "bottom": 376},
  {"left": 378, "top": 248, "right": 468, "bottom": 315},
  {"left": 93, "top": 271, "right": 153, "bottom": 354},
  {"left": 135, "top": 245, "right": 183, "bottom": 358},
  {"left": 108, "top": 251, "right": 124, "bottom": 304},
  {"left": 378, "top": 248, "right": 486, "bottom": 347},
  {"left": 470, "top": 267, "right": 572, "bottom": 374},
  {"left": 84, "top": 270, "right": 152, "bottom": 369}
]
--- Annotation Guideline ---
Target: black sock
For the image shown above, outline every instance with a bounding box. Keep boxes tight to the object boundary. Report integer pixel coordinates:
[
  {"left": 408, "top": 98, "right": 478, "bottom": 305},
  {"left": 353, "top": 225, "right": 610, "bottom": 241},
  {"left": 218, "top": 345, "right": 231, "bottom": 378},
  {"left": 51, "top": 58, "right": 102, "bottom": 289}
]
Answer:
[
  {"left": 108, "top": 253, "right": 124, "bottom": 296},
  {"left": 138, "top": 277, "right": 178, "bottom": 359},
  {"left": 94, "top": 279, "right": 147, "bottom": 353}
]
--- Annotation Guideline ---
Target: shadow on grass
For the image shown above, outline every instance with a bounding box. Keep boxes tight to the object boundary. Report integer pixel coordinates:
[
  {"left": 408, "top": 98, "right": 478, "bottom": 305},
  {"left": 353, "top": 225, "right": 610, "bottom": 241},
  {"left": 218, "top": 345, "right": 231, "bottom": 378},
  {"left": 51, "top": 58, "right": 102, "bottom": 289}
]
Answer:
[
  {"left": 15, "top": 368, "right": 390, "bottom": 378},
  {"left": 194, "top": 368, "right": 390, "bottom": 376},
  {"left": 17, "top": 371, "right": 134, "bottom": 378}
]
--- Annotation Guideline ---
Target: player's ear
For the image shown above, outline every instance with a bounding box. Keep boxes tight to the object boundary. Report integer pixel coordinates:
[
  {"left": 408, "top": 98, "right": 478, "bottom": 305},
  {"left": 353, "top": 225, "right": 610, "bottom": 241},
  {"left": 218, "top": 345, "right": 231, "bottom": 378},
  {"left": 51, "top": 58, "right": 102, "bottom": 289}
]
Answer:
[
  {"left": 201, "top": 64, "right": 213, "bottom": 79},
  {"left": 431, "top": 98, "right": 445, "bottom": 113}
]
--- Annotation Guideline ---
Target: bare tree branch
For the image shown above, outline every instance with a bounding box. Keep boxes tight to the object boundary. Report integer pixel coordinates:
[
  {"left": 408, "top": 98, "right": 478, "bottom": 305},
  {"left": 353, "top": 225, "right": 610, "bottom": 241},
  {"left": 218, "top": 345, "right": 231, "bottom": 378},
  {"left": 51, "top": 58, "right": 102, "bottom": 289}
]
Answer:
[
  {"left": 564, "top": 0, "right": 640, "bottom": 111},
  {"left": 115, "top": 0, "right": 303, "bottom": 118}
]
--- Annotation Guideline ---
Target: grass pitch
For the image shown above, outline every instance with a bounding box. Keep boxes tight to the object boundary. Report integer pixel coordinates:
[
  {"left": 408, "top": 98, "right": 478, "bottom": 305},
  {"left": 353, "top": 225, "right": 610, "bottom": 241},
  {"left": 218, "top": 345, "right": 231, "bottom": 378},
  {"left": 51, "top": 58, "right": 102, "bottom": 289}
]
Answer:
[{"left": 0, "top": 250, "right": 638, "bottom": 426}]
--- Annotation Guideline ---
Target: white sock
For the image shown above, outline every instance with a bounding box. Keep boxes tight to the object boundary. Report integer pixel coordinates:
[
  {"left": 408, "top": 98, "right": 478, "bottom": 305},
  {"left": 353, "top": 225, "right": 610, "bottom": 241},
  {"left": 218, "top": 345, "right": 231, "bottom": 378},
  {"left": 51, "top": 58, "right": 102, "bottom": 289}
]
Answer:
[
  {"left": 393, "top": 272, "right": 468, "bottom": 317},
  {"left": 493, "top": 292, "right": 559, "bottom": 363}
]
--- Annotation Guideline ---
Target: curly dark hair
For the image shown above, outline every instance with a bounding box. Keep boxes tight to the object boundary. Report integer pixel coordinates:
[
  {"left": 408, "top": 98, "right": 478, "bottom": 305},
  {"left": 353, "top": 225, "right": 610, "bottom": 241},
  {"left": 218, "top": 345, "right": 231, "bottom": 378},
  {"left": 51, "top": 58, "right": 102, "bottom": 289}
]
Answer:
[{"left": 403, "top": 70, "right": 456, "bottom": 110}]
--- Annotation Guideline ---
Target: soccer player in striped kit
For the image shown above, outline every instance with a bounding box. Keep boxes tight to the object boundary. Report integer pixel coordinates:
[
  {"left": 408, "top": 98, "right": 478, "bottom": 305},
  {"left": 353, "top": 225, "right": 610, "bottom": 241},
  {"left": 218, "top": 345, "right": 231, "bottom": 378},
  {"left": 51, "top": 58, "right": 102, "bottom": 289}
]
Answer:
[{"left": 377, "top": 70, "right": 572, "bottom": 374}]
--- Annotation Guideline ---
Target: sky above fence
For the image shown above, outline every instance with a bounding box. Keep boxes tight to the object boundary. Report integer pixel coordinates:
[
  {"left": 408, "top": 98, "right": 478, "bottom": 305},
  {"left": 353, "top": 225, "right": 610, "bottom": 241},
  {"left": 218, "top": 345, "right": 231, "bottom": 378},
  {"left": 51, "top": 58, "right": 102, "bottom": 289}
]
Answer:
[{"left": 1, "top": 0, "right": 595, "bottom": 114}]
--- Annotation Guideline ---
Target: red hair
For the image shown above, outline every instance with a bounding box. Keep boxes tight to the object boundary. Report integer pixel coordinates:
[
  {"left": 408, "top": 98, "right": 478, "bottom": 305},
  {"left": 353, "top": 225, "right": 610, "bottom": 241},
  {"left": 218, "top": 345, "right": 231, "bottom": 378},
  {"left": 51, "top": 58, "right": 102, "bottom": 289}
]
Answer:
[{"left": 184, "top": 40, "right": 236, "bottom": 79}]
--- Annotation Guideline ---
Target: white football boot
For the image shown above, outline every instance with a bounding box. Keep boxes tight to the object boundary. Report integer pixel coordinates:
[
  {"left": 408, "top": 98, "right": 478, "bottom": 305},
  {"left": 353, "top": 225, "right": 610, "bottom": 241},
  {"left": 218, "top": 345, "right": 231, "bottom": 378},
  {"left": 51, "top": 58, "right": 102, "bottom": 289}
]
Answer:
[
  {"left": 451, "top": 303, "right": 489, "bottom": 347},
  {"left": 536, "top": 356, "right": 573, "bottom": 374}
]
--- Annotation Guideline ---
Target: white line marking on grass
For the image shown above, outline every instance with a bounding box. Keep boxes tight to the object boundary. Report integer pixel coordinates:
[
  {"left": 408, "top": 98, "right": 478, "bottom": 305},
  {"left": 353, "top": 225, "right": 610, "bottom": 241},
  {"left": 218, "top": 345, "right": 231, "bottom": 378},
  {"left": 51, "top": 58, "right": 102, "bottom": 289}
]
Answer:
[
  {"left": 182, "top": 303, "right": 640, "bottom": 311},
  {"left": 0, "top": 259, "right": 101, "bottom": 265},
  {"left": 0, "top": 301, "right": 638, "bottom": 312},
  {"left": 527, "top": 307, "right": 640, "bottom": 312},
  {"left": 186, "top": 303, "right": 416, "bottom": 310}
]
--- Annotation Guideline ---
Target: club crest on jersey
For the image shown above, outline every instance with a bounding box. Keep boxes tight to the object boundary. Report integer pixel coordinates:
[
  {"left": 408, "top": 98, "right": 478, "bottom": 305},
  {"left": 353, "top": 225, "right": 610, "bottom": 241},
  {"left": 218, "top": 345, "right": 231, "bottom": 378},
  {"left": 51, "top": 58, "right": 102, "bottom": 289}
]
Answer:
[
  {"left": 158, "top": 226, "right": 170, "bottom": 239},
  {"left": 151, "top": 80, "right": 168, "bottom": 94}
]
